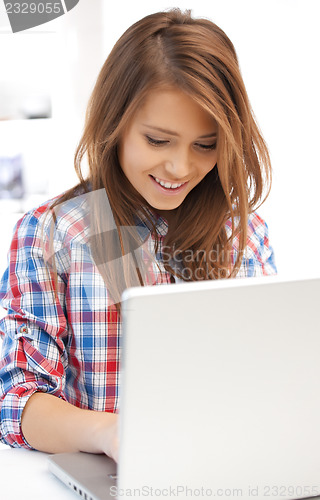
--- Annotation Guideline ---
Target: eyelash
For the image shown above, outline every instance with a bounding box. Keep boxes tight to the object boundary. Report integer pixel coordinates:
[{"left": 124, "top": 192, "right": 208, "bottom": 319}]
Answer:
[{"left": 145, "top": 135, "right": 217, "bottom": 151}]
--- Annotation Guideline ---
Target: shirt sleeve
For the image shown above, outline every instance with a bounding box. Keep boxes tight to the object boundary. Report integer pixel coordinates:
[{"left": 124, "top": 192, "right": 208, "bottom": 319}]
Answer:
[
  {"left": 230, "top": 212, "right": 277, "bottom": 278},
  {"left": 0, "top": 209, "right": 70, "bottom": 448},
  {"left": 243, "top": 212, "right": 277, "bottom": 277}
]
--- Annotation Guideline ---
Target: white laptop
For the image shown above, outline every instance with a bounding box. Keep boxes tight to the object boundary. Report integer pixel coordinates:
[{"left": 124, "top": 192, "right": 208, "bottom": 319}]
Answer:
[{"left": 48, "top": 275, "right": 320, "bottom": 500}]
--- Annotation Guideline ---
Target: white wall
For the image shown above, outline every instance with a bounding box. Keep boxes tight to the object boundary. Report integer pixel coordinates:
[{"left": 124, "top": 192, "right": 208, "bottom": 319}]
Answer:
[{"left": 0, "top": 0, "right": 319, "bottom": 281}]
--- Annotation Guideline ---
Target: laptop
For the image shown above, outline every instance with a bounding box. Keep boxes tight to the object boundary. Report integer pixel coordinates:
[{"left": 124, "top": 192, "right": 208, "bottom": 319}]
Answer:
[{"left": 48, "top": 275, "right": 320, "bottom": 500}]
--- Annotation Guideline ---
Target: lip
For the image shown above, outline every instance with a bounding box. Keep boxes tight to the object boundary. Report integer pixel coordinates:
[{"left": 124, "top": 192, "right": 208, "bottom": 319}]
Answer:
[{"left": 149, "top": 175, "right": 188, "bottom": 195}]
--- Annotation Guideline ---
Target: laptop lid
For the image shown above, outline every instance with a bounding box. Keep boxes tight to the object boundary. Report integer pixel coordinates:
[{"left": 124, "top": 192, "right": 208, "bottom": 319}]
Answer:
[
  {"left": 118, "top": 275, "right": 320, "bottom": 499},
  {"left": 49, "top": 276, "right": 320, "bottom": 500}
]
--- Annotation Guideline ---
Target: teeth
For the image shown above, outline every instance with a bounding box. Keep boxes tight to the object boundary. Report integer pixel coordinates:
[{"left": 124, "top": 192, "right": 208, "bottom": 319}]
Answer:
[{"left": 154, "top": 177, "right": 184, "bottom": 189}]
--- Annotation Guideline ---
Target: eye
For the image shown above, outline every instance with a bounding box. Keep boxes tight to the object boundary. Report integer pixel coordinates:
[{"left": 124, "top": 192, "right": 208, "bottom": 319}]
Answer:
[
  {"left": 145, "top": 135, "right": 169, "bottom": 147},
  {"left": 195, "top": 142, "right": 217, "bottom": 151}
]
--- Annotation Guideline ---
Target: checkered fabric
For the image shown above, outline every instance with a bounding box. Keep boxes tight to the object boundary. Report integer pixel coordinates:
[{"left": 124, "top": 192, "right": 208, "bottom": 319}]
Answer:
[{"left": 0, "top": 193, "right": 276, "bottom": 448}]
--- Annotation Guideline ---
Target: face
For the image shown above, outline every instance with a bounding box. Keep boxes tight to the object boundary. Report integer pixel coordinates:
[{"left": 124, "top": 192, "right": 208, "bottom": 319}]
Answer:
[{"left": 118, "top": 87, "right": 218, "bottom": 220}]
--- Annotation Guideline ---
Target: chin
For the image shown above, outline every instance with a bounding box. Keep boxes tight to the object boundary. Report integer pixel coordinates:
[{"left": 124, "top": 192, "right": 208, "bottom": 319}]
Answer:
[{"left": 151, "top": 204, "right": 181, "bottom": 212}]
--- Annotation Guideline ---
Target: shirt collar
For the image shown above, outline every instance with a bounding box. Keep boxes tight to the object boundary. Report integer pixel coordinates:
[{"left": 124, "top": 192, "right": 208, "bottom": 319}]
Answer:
[{"left": 134, "top": 206, "right": 169, "bottom": 239}]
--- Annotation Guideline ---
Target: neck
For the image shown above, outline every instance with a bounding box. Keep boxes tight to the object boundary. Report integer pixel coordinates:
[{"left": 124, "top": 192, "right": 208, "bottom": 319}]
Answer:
[{"left": 155, "top": 209, "right": 176, "bottom": 225}]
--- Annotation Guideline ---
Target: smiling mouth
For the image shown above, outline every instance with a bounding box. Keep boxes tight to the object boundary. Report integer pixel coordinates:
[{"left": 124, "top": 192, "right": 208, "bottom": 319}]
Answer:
[{"left": 150, "top": 175, "right": 187, "bottom": 190}]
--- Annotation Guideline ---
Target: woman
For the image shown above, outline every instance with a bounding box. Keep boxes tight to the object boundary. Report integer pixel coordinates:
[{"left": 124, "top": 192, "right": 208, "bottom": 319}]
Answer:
[{"left": 0, "top": 9, "right": 276, "bottom": 461}]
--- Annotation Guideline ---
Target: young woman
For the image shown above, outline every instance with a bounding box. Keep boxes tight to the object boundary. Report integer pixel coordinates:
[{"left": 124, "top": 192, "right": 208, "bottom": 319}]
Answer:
[{"left": 0, "top": 9, "right": 276, "bottom": 462}]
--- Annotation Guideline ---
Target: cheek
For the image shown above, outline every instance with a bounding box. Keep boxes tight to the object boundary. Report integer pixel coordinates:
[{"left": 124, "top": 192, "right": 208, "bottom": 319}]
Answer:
[
  {"left": 201, "top": 156, "right": 217, "bottom": 176},
  {"left": 120, "top": 138, "right": 151, "bottom": 175},
  {"left": 119, "top": 139, "right": 137, "bottom": 175}
]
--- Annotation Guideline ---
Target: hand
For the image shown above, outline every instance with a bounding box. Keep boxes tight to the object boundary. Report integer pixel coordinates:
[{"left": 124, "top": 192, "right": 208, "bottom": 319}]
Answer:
[
  {"left": 94, "top": 412, "right": 119, "bottom": 462},
  {"left": 21, "top": 392, "right": 120, "bottom": 459}
]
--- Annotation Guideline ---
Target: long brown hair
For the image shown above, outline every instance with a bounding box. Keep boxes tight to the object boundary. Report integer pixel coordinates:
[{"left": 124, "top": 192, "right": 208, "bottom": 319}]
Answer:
[{"left": 49, "top": 8, "right": 272, "bottom": 313}]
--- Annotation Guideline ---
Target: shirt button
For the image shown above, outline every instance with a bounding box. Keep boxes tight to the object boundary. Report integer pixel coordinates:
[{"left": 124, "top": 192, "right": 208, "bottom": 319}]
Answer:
[{"left": 20, "top": 325, "right": 29, "bottom": 334}]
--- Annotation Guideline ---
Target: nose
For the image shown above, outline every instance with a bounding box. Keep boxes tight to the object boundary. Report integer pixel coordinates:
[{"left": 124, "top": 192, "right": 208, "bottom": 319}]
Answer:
[{"left": 164, "top": 148, "right": 192, "bottom": 180}]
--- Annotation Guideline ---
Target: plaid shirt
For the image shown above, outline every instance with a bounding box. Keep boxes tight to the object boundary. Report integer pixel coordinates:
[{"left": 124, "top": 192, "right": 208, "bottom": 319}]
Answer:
[{"left": 0, "top": 193, "right": 276, "bottom": 448}]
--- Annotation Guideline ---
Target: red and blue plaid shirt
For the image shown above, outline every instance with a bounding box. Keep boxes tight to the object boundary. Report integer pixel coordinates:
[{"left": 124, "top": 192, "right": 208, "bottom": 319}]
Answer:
[{"left": 0, "top": 193, "right": 276, "bottom": 448}]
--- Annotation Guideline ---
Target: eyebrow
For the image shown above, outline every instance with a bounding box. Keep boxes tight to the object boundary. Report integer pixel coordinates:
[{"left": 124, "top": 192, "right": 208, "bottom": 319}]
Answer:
[{"left": 142, "top": 124, "right": 217, "bottom": 139}]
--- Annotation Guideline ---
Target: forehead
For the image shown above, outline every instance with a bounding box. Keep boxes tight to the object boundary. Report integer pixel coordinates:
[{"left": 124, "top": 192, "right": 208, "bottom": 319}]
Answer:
[{"left": 132, "top": 87, "right": 218, "bottom": 134}]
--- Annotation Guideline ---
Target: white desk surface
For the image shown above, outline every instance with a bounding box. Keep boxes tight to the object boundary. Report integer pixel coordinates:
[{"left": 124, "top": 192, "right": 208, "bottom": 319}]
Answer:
[{"left": 0, "top": 445, "right": 77, "bottom": 499}]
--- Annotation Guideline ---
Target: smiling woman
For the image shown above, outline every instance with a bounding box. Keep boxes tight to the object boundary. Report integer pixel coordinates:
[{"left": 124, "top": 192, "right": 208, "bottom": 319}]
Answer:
[
  {"left": 118, "top": 88, "right": 219, "bottom": 220},
  {"left": 0, "top": 8, "right": 276, "bottom": 461}
]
